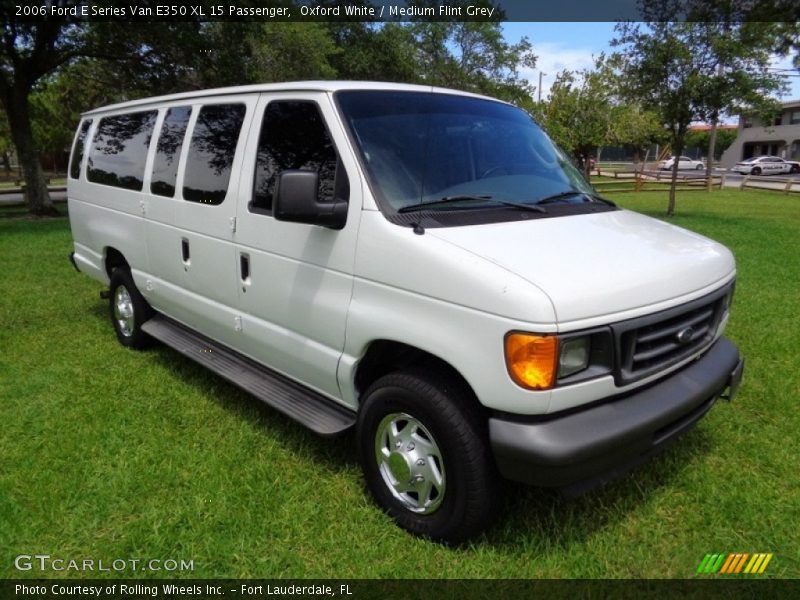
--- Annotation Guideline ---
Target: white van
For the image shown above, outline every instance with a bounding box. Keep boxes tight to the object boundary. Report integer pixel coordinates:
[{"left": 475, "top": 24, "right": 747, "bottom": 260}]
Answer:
[{"left": 68, "top": 81, "right": 743, "bottom": 543}]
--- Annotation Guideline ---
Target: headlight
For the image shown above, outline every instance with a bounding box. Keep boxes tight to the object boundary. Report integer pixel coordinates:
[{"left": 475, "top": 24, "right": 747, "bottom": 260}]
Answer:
[
  {"left": 558, "top": 336, "right": 590, "bottom": 378},
  {"left": 505, "top": 329, "right": 613, "bottom": 390}
]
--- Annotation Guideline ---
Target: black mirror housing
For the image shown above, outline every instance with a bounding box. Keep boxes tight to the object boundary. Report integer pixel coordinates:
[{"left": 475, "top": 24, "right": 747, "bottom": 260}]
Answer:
[{"left": 273, "top": 170, "right": 347, "bottom": 230}]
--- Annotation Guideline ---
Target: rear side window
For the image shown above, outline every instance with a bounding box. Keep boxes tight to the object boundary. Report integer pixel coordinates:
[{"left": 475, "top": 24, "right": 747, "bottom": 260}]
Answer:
[
  {"left": 87, "top": 111, "right": 157, "bottom": 190},
  {"left": 252, "top": 101, "right": 338, "bottom": 213},
  {"left": 183, "top": 104, "right": 246, "bottom": 205},
  {"left": 150, "top": 106, "right": 192, "bottom": 197},
  {"left": 69, "top": 119, "right": 92, "bottom": 179}
]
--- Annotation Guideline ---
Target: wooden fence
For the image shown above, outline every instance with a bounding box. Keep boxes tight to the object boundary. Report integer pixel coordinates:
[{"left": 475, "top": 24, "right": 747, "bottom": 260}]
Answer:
[
  {"left": 591, "top": 169, "right": 724, "bottom": 194},
  {"left": 736, "top": 174, "right": 800, "bottom": 194}
]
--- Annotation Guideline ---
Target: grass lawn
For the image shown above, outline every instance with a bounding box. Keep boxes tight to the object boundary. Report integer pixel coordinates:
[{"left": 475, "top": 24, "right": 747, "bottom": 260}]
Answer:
[{"left": 1, "top": 189, "right": 798, "bottom": 579}]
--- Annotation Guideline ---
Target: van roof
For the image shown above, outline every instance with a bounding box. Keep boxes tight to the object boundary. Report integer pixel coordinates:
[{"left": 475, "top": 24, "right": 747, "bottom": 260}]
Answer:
[{"left": 82, "top": 80, "right": 504, "bottom": 116}]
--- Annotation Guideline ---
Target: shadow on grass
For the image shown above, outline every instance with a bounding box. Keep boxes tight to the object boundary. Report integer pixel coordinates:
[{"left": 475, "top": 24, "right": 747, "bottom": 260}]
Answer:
[
  {"left": 0, "top": 203, "right": 68, "bottom": 220},
  {"left": 86, "top": 298, "right": 355, "bottom": 464},
  {"left": 481, "top": 427, "right": 715, "bottom": 551},
  {"left": 150, "top": 345, "right": 359, "bottom": 472}
]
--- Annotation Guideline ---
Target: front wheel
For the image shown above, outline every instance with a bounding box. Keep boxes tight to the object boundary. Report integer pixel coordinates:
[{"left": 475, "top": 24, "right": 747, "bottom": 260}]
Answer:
[
  {"left": 357, "top": 371, "right": 499, "bottom": 544},
  {"left": 790, "top": 165, "right": 800, "bottom": 174},
  {"left": 696, "top": 164, "right": 704, "bottom": 170},
  {"left": 109, "top": 268, "right": 153, "bottom": 349}
]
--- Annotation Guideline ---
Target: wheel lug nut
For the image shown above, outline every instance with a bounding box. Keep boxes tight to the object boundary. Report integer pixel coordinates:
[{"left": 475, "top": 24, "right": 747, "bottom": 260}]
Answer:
[
  {"left": 395, "top": 441, "right": 402, "bottom": 448},
  {"left": 414, "top": 475, "right": 424, "bottom": 482},
  {"left": 407, "top": 442, "right": 415, "bottom": 450},
  {"left": 416, "top": 459, "right": 425, "bottom": 466}
]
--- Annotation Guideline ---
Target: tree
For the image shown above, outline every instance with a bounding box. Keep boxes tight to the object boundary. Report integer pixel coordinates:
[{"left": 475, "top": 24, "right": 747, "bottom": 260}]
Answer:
[
  {"left": 679, "top": 10, "right": 787, "bottom": 177},
  {"left": 613, "top": 5, "right": 785, "bottom": 216},
  {"left": 607, "top": 104, "right": 667, "bottom": 166},
  {"left": 405, "top": 2, "right": 536, "bottom": 103},
  {"left": 533, "top": 58, "right": 664, "bottom": 176},
  {"left": 532, "top": 68, "right": 612, "bottom": 177},
  {"left": 0, "top": 5, "right": 209, "bottom": 215},
  {"left": 2, "top": 7, "right": 537, "bottom": 215},
  {"left": 0, "top": 9, "right": 86, "bottom": 215},
  {"left": 684, "top": 127, "right": 737, "bottom": 160}
]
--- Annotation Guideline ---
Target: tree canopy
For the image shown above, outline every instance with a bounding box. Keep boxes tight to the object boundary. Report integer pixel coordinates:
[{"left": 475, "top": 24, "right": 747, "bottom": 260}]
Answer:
[
  {"left": 613, "top": 6, "right": 785, "bottom": 215},
  {"left": 0, "top": 12, "right": 536, "bottom": 215}
]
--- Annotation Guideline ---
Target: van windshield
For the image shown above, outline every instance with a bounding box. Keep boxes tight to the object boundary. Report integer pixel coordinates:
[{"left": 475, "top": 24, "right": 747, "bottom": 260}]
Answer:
[{"left": 336, "top": 90, "right": 595, "bottom": 217}]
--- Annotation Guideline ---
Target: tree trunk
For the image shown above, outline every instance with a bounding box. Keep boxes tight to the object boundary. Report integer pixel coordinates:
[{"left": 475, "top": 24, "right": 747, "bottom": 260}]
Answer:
[
  {"left": 706, "top": 112, "right": 719, "bottom": 180},
  {"left": 668, "top": 140, "right": 684, "bottom": 217},
  {"left": 3, "top": 85, "right": 55, "bottom": 216}
]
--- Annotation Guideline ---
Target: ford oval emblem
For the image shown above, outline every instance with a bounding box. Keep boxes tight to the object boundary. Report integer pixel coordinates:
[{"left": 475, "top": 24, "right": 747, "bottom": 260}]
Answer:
[{"left": 676, "top": 326, "right": 695, "bottom": 345}]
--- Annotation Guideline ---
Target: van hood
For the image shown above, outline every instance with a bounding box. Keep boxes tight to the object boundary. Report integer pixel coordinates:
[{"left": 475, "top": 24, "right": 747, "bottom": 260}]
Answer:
[{"left": 428, "top": 210, "right": 735, "bottom": 324}]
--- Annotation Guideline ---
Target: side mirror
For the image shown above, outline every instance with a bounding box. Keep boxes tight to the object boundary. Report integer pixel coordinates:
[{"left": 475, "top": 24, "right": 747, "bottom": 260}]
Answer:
[{"left": 273, "top": 170, "right": 347, "bottom": 230}]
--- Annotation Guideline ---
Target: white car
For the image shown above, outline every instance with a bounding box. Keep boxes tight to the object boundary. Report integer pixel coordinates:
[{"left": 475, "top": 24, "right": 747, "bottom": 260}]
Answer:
[
  {"left": 67, "top": 81, "right": 743, "bottom": 543},
  {"left": 731, "top": 156, "right": 800, "bottom": 176},
  {"left": 658, "top": 156, "right": 705, "bottom": 171}
]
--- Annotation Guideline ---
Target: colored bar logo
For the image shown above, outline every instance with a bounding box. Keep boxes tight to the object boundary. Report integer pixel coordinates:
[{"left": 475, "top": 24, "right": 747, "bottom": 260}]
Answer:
[{"left": 696, "top": 553, "right": 773, "bottom": 574}]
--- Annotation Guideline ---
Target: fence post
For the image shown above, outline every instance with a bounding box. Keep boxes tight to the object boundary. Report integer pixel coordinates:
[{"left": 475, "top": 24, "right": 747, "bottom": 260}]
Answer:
[
  {"left": 719, "top": 173, "right": 726, "bottom": 189},
  {"left": 740, "top": 175, "right": 748, "bottom": 191}
]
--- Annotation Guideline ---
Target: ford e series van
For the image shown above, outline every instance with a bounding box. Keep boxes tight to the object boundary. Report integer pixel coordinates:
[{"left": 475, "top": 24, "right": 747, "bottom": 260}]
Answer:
[{"left": 67, "top": 81, "right": 744, "bottom": 543}]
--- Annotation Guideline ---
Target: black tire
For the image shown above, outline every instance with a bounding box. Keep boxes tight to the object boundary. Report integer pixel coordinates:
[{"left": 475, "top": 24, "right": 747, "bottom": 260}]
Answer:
[
  {"left": 751, "top": 167, "right": 761, "bottom": 176},
  {"left": 108, "top": 268, "right": 153, "bottom": 349},
  {"left": 356, "top": 370, "right": 499, "bottom": 544},
  {"left": 696, "top": 164, "right": 704, "bottom": 170},
  {"left": 790, "top": 165, "right": 800, "bottom": 174}
]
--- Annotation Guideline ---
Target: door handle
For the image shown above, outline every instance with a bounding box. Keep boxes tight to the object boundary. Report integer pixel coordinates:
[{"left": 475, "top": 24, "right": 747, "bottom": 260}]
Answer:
[
  {"left": 240, "top": 253, "right": 250, "bottom": 285},
  {"left": 181, "top": 238, "right": 190, "bottom": 264}
]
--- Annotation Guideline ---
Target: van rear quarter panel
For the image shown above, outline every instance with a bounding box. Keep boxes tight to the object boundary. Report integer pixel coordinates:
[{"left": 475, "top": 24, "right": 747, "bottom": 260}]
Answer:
[{"left": 68, "top": 192, "right": 148, "bottom": 284}]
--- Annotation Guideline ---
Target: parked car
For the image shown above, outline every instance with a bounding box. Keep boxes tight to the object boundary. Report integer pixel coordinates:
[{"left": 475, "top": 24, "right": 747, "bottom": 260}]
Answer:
[
  {"left": 658, "top": 156, "right": 705, "bottom": 171},
  {"left": 67, "top": 81, "right": 744, "bottom": 543},
  {"left": 731, "top": 156, "right": 800, "bottom": 176}
]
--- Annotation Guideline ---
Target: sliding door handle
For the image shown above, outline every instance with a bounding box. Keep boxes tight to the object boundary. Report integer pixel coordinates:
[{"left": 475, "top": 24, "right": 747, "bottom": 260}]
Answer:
[
  {"left": 240, "top": 253, "right": 250, "bottom": 285},
  {"left": 181, "top": 238, "right": 190, "bottom": 264}
]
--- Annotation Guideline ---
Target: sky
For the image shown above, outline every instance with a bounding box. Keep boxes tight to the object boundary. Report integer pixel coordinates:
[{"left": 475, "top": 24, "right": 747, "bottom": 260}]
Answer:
[{"left": 502, "top": 22, "right": 800, "bottom": 106}]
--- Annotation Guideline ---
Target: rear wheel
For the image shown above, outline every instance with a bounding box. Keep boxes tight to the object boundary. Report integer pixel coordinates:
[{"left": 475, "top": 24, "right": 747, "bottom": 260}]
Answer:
[
  {"left": 109, "top": 268, "right": 153, "bottom": 349},
  {"left": 357, "top": 370, "right": 499, "bottom": 544},
  {"left": 751, "top": 167, "right": 762, "bottom": 175},
  {"left": 696, "top": 164, "right": 704, "bottom": 170}
]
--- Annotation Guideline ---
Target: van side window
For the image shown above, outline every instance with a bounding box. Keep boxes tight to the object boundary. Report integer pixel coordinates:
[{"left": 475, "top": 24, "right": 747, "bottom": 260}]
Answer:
[
  {"left": 183, "top": 103, "right": 246, "bottom": 205},
  {"left": 151, "top": 106, "right": 192, "bottom": 197},
  {"left": 69, "top": 119, "right": 92, "bottom": 180},
  {"left": 87, "top": 111, "right": 157, "bottom": 190},
  {"left": 251, "top": 101, "right": 338, "bottom": 213}
]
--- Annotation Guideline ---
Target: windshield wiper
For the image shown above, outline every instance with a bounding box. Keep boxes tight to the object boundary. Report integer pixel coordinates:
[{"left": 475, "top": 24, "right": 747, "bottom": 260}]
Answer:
[
  {"left": 398, "top": 195, "right": 492, "bottom": 213},
  {"left": 534, "top": 190, "right": 616, "bottom": 208},
  {"left": 398, "top": 195, "right": 546, "bottom": 214}
]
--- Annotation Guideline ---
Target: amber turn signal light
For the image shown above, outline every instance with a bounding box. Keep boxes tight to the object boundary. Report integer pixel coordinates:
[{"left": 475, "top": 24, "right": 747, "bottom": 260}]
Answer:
[{"left": 504, "top": 333, "right": 558, "bottom": 390}]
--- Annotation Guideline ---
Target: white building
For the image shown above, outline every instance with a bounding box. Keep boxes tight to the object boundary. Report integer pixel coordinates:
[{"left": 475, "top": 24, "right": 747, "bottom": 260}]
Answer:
[{"left": 721, "top": 100, "right": 800, "bottom": 168}]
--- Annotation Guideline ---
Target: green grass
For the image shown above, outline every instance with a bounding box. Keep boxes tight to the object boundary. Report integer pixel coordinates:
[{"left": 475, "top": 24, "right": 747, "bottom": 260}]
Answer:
[{"left": 1, "top": 189, "right": 799, "bottom": 579}]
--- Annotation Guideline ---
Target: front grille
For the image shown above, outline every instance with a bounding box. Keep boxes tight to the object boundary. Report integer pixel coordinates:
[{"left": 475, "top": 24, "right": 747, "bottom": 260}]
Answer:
[{"left": 613, "top": 283, "right": 732, "bottom": 385}]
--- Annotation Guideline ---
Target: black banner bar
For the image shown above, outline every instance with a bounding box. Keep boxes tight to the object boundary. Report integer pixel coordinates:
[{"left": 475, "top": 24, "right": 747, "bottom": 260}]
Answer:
[{"left": 3, "top": 579, "right": 800, "bottom": 600}]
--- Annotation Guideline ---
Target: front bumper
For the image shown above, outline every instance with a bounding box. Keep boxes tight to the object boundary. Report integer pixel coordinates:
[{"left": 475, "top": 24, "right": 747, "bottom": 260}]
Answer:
[{"left": 489, "top": 336, "right": 743, "bottom": 493}]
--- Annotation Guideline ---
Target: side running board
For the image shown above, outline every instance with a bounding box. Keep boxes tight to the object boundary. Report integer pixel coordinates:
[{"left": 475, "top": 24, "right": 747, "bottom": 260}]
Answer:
[{"left": 141, "top": 314, "right": 356, "bottom": 436}]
